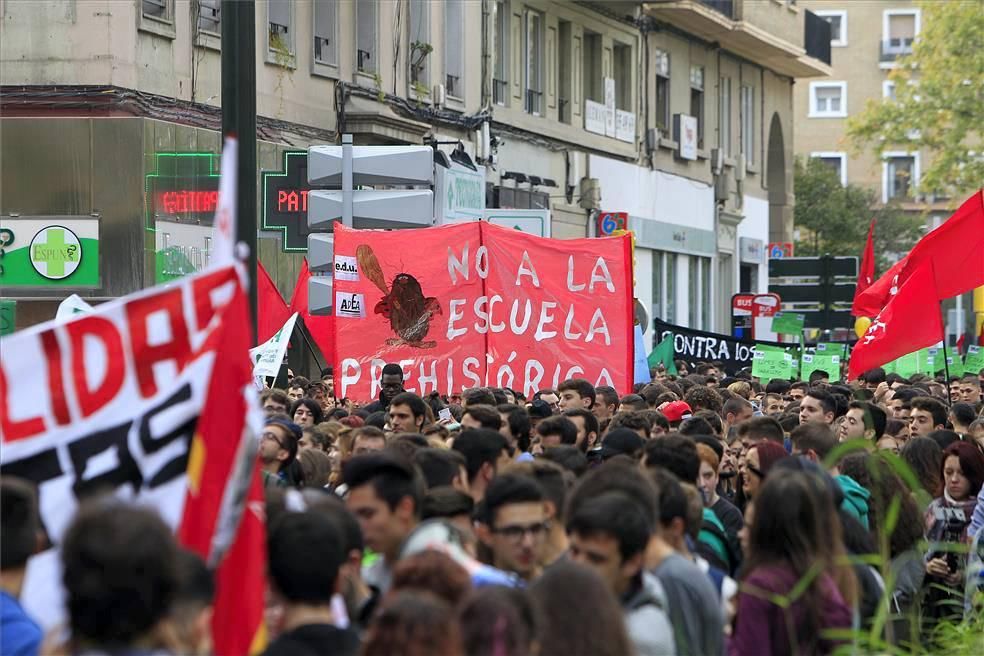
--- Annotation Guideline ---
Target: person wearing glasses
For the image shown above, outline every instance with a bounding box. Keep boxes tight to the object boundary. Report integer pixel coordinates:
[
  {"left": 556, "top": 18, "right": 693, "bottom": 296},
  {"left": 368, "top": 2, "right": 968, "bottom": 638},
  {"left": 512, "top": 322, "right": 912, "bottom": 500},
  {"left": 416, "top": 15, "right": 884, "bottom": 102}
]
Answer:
[
  {"left": 260, "top": 418, "right": 302, "bottom": 488},
  {"left": 475, "top": 473, "right": 548, "bottom": 583}
]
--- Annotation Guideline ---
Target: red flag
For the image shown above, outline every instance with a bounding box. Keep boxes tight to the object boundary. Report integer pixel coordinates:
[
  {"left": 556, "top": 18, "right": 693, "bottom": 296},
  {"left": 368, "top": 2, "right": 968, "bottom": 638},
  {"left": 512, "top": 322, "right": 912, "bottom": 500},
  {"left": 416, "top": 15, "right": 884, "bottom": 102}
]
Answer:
[
  {"left": 258, "top": 260, "right": 290, "bottom": 344},
  {"left": 852, "top": 218, "right": 877, "bottom": 316},
  {"left": 957, "top": 333, "right": 966, "bottom": 355},
  {"left": 853, "top": 190, "right": 984, "bottom": 316},
  {"left": 848, "top": 263, "right": 944, "bottom": 380},
  {"left": 179, "top": 279, "right": 267, "bottom": 655},
  {"left": 290, "top": 258, "right": 335, "bottom": 365}
]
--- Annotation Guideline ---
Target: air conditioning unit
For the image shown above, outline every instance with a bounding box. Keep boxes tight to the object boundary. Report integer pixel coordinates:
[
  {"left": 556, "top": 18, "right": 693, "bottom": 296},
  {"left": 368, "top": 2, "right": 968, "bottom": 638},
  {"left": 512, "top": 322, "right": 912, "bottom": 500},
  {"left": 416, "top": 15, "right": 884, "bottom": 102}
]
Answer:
[
  {"left": 710, "top": 148, "right": 725, "bottom": 175},
  {"left": 714, "top": 170, "right": 732, "bottom": 202},
  {"left": 432, "top": 84, "right": 446, "bottom": 108},
  {"left": 735, "top": 155, "right": 746, "bottom": 181}
]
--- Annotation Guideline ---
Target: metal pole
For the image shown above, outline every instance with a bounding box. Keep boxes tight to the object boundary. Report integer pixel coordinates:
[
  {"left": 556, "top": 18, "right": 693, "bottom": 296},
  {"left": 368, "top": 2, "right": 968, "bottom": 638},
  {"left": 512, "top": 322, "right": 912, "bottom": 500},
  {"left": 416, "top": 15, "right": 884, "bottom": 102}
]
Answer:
[
  {"left": 222, "top": 0, "right": 258, "bottom": 342},
  {"left": 940, "top": 302, "right": 952, "bottom": 407},
  {"left": 342, "top": 134, "right": 354, "bottom": 228}
]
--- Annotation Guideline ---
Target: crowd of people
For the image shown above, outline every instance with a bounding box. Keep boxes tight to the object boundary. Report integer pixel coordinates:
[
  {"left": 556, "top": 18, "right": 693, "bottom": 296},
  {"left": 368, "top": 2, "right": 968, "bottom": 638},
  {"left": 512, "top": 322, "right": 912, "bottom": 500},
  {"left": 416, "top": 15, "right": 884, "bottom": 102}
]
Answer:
[{"left": 3, "top": 359, "right": 984, "bottom": 656}]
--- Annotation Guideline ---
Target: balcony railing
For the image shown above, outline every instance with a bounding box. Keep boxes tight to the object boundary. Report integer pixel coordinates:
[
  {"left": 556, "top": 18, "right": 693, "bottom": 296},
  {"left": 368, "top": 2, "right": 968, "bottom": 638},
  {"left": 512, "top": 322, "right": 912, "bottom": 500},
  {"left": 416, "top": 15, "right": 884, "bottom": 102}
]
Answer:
[
  {"left": 493, "top": 78, "right": 507, "bottom": 105},
  {"left": 525, "top": 88, "right": 543, "bottom": 115},
  {"left": 446, "top": 75, "right": 461, "bottom": 98},
  {"left": 558, "top": 97, "right": 571, "bottom": 124}
]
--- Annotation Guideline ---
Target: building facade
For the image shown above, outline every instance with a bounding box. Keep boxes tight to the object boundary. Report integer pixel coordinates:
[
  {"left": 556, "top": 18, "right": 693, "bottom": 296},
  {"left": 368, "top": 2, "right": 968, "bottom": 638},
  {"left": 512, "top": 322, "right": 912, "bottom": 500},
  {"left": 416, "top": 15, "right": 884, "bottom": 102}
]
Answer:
[{"left": 1, "top": 0, "right": 830, "bottom": 344}]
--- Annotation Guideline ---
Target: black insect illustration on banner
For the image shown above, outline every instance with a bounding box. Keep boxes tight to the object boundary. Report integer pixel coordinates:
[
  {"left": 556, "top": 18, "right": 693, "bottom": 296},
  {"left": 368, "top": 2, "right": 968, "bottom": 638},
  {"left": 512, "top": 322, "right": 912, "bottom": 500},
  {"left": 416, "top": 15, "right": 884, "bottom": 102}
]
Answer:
[{"left": 356, "top": 244, "right": 442, "bottom": 349}]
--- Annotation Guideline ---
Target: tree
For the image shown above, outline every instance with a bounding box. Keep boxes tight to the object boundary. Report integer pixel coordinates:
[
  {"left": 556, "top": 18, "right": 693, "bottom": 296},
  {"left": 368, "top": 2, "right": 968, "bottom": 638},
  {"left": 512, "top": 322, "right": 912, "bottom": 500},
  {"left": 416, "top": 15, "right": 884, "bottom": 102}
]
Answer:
[
  {"left": 847, "top": 1, "right": 984, "bottom": 198},
  {"left": 794, "top": 157, "right": 924, "bottom": 272}
]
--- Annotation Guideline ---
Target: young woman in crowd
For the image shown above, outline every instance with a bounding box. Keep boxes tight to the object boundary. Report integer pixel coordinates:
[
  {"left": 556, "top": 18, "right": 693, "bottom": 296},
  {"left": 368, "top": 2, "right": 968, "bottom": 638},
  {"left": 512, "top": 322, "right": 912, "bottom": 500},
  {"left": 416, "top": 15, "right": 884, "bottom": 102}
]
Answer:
[
  {"left": 291, "top": 398, "right": 324, "bottom": 428},
  {"left": 360, "top": 591, "right": 463, "bottom": 656},
  {"left": 731, "top": 470, "right": 856, "bottom": 656},
  {"left": 740, "top": 441, "right": 787, "bottom": 501},
  {"left": 922, "top": 440, "right": 984, "bottom": 622},
  {"left": 901, "top": 437, "right": 944, "bottom": 506}
]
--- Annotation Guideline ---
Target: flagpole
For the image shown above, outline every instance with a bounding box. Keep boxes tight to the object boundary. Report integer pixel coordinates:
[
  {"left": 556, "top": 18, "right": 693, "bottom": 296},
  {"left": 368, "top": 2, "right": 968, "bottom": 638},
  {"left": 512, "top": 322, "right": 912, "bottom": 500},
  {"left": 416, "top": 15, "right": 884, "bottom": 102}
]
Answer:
[{"left": 940, "top": 302, "right": 952, "bottom": 407}]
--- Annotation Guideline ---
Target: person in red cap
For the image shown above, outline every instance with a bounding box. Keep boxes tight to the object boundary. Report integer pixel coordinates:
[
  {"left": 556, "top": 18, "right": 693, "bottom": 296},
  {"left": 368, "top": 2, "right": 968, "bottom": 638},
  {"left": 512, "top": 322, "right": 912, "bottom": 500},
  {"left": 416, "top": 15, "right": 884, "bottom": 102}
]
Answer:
[{"left": 658, "top": 400, "right": 693, "bottom": 429}]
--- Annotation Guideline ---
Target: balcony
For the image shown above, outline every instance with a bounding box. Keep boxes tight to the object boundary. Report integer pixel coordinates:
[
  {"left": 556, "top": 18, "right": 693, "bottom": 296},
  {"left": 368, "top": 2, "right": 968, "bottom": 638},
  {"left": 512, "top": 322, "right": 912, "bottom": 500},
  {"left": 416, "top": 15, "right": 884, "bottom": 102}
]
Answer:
[
  {"left": 641, "top": 0, "right": 832, "bottom": 77},
  {"left": 525, "top": 89, "right": 543, "bottom": 116}
]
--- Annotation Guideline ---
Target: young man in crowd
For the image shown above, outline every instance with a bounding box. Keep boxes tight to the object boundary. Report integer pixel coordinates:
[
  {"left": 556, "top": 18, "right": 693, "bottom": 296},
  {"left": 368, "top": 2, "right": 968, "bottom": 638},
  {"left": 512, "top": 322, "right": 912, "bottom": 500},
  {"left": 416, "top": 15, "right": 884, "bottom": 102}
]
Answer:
[
  {"left": 260, "top": 417, "right": 301, "bottom": 487},
  {"left": 722, "top": 397, "right": 754, "bottom": 437},
  {"left": 592, "top": 385, "right": 621, "bottom": 421},
  {"left": 563, "top": 407, "right": 600, "bottom": 452},
  {"left": 498, "top": 403, "right": 532, "bottom": 458},
  {"left": 535, "top": 415, "right": 579, "bottom": 450},
  {"left": 362, "top": 363, "right": 405, "bottom": 414},
  {"left": 342, "top": 453, "right": 422, "bottom": 597},
  {"left": 910, "top": 396, "right": 949, "bottom": 437},
  {"left": 798, "top": 388, "right": 837, "bottom": 426},
  {"left": 475, "top": 473, "right": 549, "bottom": 582},
  {"left": 451, "top": 428, "right": 512, "bottom": 502},
  {"left": 557, "top": 378, "right": 596, "bottom": 412},
  {"left": 261, "top": 389, "right": 290, "bottom": 416},
  {"left": 386, "top": 392, "right": 430, "bottom": 434},
  {"left": 287, "top": 381, "right": 306, "bottom": 402},
  {"left": 0, "top": 478, "right": 42, "bottom": 656},
  {"left": 351, "top": 426, "right": 387, "bottom": 456},
  {"left": 461, "top": 404, "right": 504, "bottom": 432},
  {"left": 263, "top": 511, "right": 360, "bottom": 656},
  {"left": 506, "top": 460, "right": 570, "bottom": 566},
  {"left": 533, "top": 388, "right": 561, "bottom": 413},
  {"left": 790, "top": 423, "right": 870, "bottom": 529},
  {"left": 959, "top": 375, "right": 982, "bottom": 406},
  {"left": 839, "top": 401, "right": 887, "bottom": 444}
]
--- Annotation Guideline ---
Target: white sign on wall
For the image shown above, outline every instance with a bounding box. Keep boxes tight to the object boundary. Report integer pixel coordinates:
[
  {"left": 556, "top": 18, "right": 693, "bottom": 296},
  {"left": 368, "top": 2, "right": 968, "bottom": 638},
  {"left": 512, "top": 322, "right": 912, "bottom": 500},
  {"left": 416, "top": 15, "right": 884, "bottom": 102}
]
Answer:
[
  {"left": 615, "top": 110, "right": 636, "bottom": 143},
  {"left": 585, "top": 100, "right": 607, "bottom": 136},
  {"left": 604, "top": 77, "right": 616, "bottom": 138},
  {"left": 676, "top": 114, "right": 698, "bottom": 161}
]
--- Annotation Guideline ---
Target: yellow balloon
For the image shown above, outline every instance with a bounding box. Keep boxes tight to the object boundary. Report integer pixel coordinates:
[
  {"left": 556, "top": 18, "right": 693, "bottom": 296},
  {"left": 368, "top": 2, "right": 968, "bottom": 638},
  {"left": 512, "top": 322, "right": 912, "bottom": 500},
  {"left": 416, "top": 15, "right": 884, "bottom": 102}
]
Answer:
[{"left": 854, "top": 316, "right": 872, "bottom": 339}]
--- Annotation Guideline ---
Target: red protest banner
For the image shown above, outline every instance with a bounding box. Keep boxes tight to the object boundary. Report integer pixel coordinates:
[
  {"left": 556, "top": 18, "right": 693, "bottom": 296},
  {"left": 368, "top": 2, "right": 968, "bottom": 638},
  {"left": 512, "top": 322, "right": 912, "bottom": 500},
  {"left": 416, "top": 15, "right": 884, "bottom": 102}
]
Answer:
[{"left": 333, "top": 222, "right": 634, "bottom": 401}]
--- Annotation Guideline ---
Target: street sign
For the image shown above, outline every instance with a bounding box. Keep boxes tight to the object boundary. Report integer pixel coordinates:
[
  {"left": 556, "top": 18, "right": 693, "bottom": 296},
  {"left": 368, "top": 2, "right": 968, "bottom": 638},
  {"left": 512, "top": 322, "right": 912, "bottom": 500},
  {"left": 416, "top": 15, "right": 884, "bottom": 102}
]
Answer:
[
  {"left": 261, "top": 151, "right": 331, "bottom": 252},
  {"left": 768, "top": 256, "right": 858, "bottom": 278},
  {"left": 769, "top": 282, "right": 856, "bottom": 304},
  {"left": 483, "top": 209, "right": 551, "bottom": 238},
  {"left": 596, "top": 211, "right": 628, "bottom": 236},
  {"left": 768, "top": 242, "right": 794, "bottom": 259},
  {"left": 768, "top": 255, "right": 858, "bottom": 331},
  {"left": 731, "top": 293, "right": 781, "bottom": 340},
  {"left": 308, "top": 189, "right": 435, "bottom": 230}
]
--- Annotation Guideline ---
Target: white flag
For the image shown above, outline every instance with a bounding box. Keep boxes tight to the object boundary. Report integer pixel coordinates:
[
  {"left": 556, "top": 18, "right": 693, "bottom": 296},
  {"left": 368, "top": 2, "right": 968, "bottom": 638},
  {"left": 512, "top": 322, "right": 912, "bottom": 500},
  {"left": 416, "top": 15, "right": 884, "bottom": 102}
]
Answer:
[
  {"left": 249, "top": 312, "right": 298, "bottom": 378},
  {"left": 55, "top": 294, "right": 94, "bottom": 322},
  {"left": 212, "top": 136, "right": 238, "bottom": 268}
]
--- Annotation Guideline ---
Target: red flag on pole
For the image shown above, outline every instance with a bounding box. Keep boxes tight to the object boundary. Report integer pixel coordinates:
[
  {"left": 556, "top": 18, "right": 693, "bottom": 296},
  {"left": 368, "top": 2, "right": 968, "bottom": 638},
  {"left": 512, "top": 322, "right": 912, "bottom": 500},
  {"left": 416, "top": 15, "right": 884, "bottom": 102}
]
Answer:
[
  {"left": 848, "top": 263, "right": 944, "bottom": 380},
  {"left": 289, "top": 258, "right": 335, "bottom": 365},
  {"left": 852, "top": 218, "right": 877, "bottom": 316},
  {"left": 257, "top": 260, "right": 290, "bottom": 344},
  {"left": 853, "top": 190, "right": 984, "bottom": 316}
]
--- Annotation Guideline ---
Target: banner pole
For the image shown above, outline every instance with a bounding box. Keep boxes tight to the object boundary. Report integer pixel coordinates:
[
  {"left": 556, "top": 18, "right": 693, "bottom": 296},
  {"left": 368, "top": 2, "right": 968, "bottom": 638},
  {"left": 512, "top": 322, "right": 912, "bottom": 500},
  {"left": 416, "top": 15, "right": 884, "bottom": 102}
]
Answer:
[{"left": 940, "top": 302, "right": 952, "bottom": 407}]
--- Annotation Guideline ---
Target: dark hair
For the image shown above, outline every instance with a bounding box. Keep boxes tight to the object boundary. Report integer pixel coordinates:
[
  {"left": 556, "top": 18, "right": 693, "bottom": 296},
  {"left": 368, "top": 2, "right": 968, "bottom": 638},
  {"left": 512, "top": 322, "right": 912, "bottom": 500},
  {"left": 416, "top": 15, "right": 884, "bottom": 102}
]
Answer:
[
  {"left": 298, "top": 448, "right": 333, "bottom": 487},
  {"left": 61, "top": 502, "right": 178, "bottom": 646},
  {"left": 289, "top": 376, "right": 310, "bottom": 391},
  {"left": 647, "top": 467, "right": 689, "bottom": 529},
  {"left": 950, "top": 402, "right": 977, "bottom": 427},
  {"left": 536, "top": 415, "right": 578, "bottom": 445},
  {"left": 722, "top": 397, "right": 752, "bottom": 420},
  {"left": 414, "top": 448, "right": 467, "bottom": 489},
  {"left": 884, "top": 419, "right": 906, "bottom": 438},
  {"left": 452, "top": 429, "right": 509, "bottom": 479},
  {"left": 683, "top": 386, "right": 723, "bottom": 415},
  {"left": 594, "top": 386, "right": 620, "bottom": 411},
  {"left": 479, "top": 474, "right": 545, "bottom": 527},
  {"left": 342, "top": 453, "right": 423, "bottom": 516},
  {"left": 464, "top": 404, "right": 504, "bottom": 431},
  {"left": 693, "top": 409, "right": 723, "bottom": 436},
  {"left": 790, "top": 422, "right": 837, "bottom": 459},
  {"left": 361, "top": 591, "right": 463, "bottom": 656},
  {"left": 911, "top": 396, "right": 948, "bottom": 429},
  {"left": 863, "top": 368, "right": 887, "bottom": 386},
  {"left": 268, "top": 510, "right": 345, "bottom": 603},
  {"left": 381, "top": 363, "right": 404, "bottom": 378},
  {"left": 567, "top": 491, "right": 651, "bottom": 561},
  {"left": 900, "top": 436, "right": 944, "bottom": 499},
  {"left": 459, "top": 586, "right": 538, "bottom": 656},
  {"left": 540, "top": 445, "right": 589, "bottom": 478},
  {"left": 847, "top": 401, "right": 887, "bottom": 440},
  {"left": 694, "top": 434, "right": 724, "bottom": 462},
  {"left": 392, "top": 549, "right": 472, "bottom": 607},
  {"left": 750, "top": 441, "right": 789, "bottom": 478},
  {"left": 290, "top": 398, "right": 324, "bottom": 425},
  {"left": 261, "top": 388, "right": 290, "bottom": 409},
  {"left": 391, "top": 392, "right": 431, "bottom": 423},
  {"left": 941, "top": 441, "right": 984, "bottom": 497},
  {"left": 0, "top": 478, "right": 38, "bottom": 570},
  {"left": 892, "top": 387, "right": 922, "bottom": 403},
  {"left": 678, "top": 416, "right": 714, "bottom": 438},
  {"left": 765, "top": 379, "right": 792, "bottom": 395},
  {"left": 463, "top": 387, "right": 497, "bottom": 407},
  {"left": 736, "top": 416, "right": 785, "bottom": 443},
  {"left": 498, "top": 404, "right": 532, "bottom": 452},
  {"left": 606, "top": 411, "right": 650, "bottom": 437},
  {"left": 529, "top": 562, "right": 633, "bottom": 656},
  {"left": 642, "top": 434, "right": 700, "bottom": 483},
  {"left": 565, "top": 462, "right": 659, "bottom": 528},
  {"left": 558, "top": 379, "right": 597, "bottom": 405},
  {"left": 618, "top": 394, "right": 647, "bottom": 411},
  {"left": 778, "top": 413, "right": 800, "bottom": 433},
  {"left": 563, "top": 408, "right": 599, "bottom": 446},
  {"left": 365, "top": 411, "right": 388, "bottom": 429},
  {"left": 506, "top": 460, "right": 570, "bottom": 521},
  {"left": 803, "top": 388, "right": 836, "bottom": 417},
  {"left": 928, "top": 429, "right": 961, "bottom": 451},
  {"left": 422, "top": 486, "right": 475, "bottom": 520}
]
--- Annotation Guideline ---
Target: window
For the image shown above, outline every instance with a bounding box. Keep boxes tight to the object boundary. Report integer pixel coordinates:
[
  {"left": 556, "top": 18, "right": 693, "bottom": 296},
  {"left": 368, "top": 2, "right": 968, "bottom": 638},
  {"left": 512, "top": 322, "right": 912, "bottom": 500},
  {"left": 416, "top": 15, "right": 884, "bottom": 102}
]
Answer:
[
  {"left": 882, "top": 80, "right": 896, "bottom": 100},
  {"left": 493, "top": 0, "right": 508, "bottom": 105},
  {"left": 356, "top": 0, "right": 377, "bottom": 74},
  {"left": 883, "top": 10, "right": 919, "bottom": 58},
  {"left": 883, "top": 153, "right": 919, "bottom": 202},
  {"left": 267, "top": 0, "right": 294, "bottom": 62},
  {"left": 690, "top": 66, "right": 704, "bottom": 149},
  {"left": 655, "top": 49, "right": 670, "bottom": 132},
  {"left": 313, "top": 0, "right": 336, "bottom": 67},
  {"left": 815, "top": 10, "right": 847, "bottom": 47},
  {"left": 142, "top": 0, "right": 171, "bottom": 23},
  {"left": 810, "top": 152, "right": 847, "bottom": 186},
  {"left": 740, "top": 84, "right": 754, "bottom": 165},
  {"left": 524, "top": 9, "right": 544, "bottom": 115},
  {"left": 197, "top": 0, "right": 220, "bottom": 34},
  {"left": 719, "top": 76, "right": 731, "bottom": 156},
  {"left": 613, "top": 41, "right": 631, "bottom": 111},
  {"left": 408, "top": 0, "right": 429, "bottom": 89},
  {"left": 689, "top": 257, "right": 699, "bottom": 328},
  {"left": 583, "top": 32, "right": 603, "bottom": 103},
  {"left": 701, "top": 258, "right": 712, "bottom": 330},
  {"left": 665, "top": 252, "right": 677, "bottom": 323},
  {"left": 809, "top": 81, "right": 847, "bottom": 118},
  {"left": 653, "top": 252, "right": 665, "bottom": 320},
  {"left": 445, "top": 0, "right": 464, "bottom": 99},
  {"left": 557, "top": 21, "right": 572, "bottom": 123}
]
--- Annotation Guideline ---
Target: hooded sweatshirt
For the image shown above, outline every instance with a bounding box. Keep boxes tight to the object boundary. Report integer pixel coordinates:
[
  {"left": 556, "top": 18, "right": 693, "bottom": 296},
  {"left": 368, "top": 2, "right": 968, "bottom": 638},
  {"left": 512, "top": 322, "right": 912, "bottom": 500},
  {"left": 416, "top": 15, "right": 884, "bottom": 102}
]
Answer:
[
  {"left": 835, "top": 474, "right": 871, "bottom": 530},
  {"left": 622, "top": 572, "right": 678, "bottom": 656}
]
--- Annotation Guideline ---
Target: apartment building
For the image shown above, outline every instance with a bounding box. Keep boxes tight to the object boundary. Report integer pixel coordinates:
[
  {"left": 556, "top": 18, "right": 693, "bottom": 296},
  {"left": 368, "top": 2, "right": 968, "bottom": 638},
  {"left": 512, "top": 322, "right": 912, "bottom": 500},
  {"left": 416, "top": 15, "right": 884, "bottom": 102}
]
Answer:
[{"left": 1, "top": 0, "right": 831, "bottom": 337}]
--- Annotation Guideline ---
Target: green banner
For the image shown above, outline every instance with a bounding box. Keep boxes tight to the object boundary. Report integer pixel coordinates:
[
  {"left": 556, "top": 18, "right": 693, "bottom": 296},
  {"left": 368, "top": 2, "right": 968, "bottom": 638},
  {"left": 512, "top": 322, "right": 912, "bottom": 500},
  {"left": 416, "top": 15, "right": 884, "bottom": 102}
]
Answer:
[
  {"left": 944, "top": 355, "right": 964, "bottom": 379},
  {"left": 802, "top": 353, "right": 841, "bottom": 382},
  {"left": 965, "top": 345, "right": 984, "bottom": 376},
  {"left": 771, "top": 312, "right": 805, "bottom": 336},
  {"left": 752, "top": 350, "right": 794, "bottom": 381},
  {"left": 816, "top": 342, "right": 848, "bottom": 357},
  {"left": 0, "top": 299, "right": 15, "bottom": 336}
]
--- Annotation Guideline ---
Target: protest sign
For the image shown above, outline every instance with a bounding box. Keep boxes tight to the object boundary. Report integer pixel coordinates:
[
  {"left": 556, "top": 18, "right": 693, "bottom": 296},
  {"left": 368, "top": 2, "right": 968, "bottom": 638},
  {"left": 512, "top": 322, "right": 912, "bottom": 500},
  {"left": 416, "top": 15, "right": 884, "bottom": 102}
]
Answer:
[
  {"left": 0, "top": 265, "right": 266, "bottom": 655},
  {"left": 945, "top": 355, "right": 964, "bottom": 379},
  {"left": 802, "top": 353, "right": 841, "bottom": 382},
  {"left": 771, "top": 312, "right": 805, "bottom": 336},
  {"left": 250, "top": 312, "right": 298, "bottom": 378},
  {"left": 965, "top": 345, "right": 984, "bottom": 375},
  {"left": 817, "top": 342, "right": 848, "bottom": 358},
  {"left": 333, "top": 222, "right": 634, "bottom": 400},
  {"left": 752, "top": 350, "right": 794, "bottom": 381}
]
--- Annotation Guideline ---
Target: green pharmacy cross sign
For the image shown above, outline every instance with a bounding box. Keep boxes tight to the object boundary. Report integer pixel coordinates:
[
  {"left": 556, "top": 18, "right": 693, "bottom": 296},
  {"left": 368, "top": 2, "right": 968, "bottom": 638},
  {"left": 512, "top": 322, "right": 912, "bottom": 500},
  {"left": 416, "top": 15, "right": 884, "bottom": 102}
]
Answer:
[
  {"left": 262, "top": 151, "right": 330, "bottom": 252},
  {"left": 31, "top": 227, "right": 81, "bottom": 279}
]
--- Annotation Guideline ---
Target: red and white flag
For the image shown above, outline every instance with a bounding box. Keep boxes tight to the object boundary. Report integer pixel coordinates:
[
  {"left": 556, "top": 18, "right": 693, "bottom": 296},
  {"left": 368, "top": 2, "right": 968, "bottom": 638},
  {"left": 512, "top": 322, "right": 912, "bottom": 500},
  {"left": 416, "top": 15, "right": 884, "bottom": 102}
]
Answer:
[
  {"left": 848, "top": 263, "right": 944, "bottom": 380},
  {"left": 852, "top": 218, "right": 876, "bottom": 316},
  {"left": 211, "top": 136, "right": 238, "bottom": 268}
]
